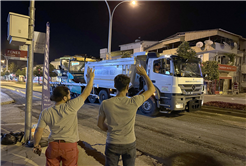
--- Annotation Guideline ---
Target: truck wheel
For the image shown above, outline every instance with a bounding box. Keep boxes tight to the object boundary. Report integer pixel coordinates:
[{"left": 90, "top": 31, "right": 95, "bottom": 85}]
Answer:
[
  {"left": 88, "top": 96, "right": 97, "bottom": 103},
  {"left": 139, "top": 97, "right": 158, "bottom": 116},
  {"left": 98, "top": 90, "right": 108, "bottom": 104},
  {"left": 73, "top": 93, "right": 79, "bottom": 98}
]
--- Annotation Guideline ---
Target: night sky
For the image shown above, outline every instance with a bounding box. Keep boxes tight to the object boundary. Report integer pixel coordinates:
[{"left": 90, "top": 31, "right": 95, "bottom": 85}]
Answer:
[{"left": 1, "top": 1, "right": 246, "bottom": 65}]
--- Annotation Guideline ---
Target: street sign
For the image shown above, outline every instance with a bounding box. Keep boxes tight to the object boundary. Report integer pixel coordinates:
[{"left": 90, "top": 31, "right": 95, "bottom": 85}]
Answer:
[
  {"left": 6, "top": 49, "right": 27, "bottom": 61},
  {"left": 19, "top": 31, "right": 46, "bottom": 54}
]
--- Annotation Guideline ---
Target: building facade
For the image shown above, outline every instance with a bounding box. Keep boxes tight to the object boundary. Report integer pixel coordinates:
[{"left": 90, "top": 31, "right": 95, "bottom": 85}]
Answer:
[
  {"left": 100, "top": 40, "right": 158, "bottom": 60},
  {"left": 145, "top": 29, "right": 246, "bottom": 93}
]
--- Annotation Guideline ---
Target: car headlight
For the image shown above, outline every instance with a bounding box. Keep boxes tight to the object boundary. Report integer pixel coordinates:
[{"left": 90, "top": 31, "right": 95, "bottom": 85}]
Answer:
[{"left": 176, "top": 103, "right": 184, "bottom": 109}]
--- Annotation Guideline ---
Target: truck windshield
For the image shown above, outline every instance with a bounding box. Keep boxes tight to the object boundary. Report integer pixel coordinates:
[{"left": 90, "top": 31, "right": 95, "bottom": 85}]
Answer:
[
  {"left": 173, "top": 58, "right": 202, "bottom": 77},
  {"left": 69, "top": 61, "right": 85, "bottom": 72},
  {"left": 61, "top": 59, "right": 85, "bottom": 72}
]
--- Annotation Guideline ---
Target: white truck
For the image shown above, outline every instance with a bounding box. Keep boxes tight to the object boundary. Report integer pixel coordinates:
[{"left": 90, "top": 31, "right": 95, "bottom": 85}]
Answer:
[{"left": 50, "top": 52, "right": 204, "bottom": 116}]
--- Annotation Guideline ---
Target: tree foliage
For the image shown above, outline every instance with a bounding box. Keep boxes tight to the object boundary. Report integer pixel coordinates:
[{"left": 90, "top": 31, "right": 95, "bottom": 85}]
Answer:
[
  {"left": 15, "top": 69, "right": 22, "bottom": 77},
  {"left": 49, "top": 64, "right": 57, "bottom": 77},
  {"left": 201, "top": 61, "right": 219, "bottom": 81},
  {"left": 33, "top": 65, "right": 43, "bottom": 76},
  {"left": 224, "top": 53, "right": 236, "bottom": 65},
  {"left": 121, "top": 52, "right": 132, "bottom": 58},
  {"left": 5, "top": 70, "right": 10, "bottom": 75},
  {"left": 15, "top": 68, "right": 26, "bottom": 77},
  {"left": 175, "top": 41, "right": 197, "bottom": 60},
  {"left": 8, "top": 62, "right": 18, "bottom": 73},
  {"left": 0, "top": 72, "right": 5, "bottom": 76}
]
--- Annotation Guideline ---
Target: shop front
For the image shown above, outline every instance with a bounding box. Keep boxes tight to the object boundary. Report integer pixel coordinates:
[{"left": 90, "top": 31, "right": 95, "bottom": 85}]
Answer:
[
  {"left": 206, "top": 64, "right": 237, "bottom": 95},
  {"left": 216, "top": 64, "right": 237, "bottom": 94}
]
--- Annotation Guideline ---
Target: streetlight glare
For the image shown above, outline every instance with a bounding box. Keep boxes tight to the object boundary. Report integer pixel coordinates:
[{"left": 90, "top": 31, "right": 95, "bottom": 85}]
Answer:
[{"left": 131, "top": 1, "right": 137, "bottom": 6}]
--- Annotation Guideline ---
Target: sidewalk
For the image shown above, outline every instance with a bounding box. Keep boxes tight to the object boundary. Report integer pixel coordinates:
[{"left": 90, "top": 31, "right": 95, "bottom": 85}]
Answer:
[
  {"left": 1, "top": 92, "right": 102, "bottom": 166},
  {"left": 1, "top": 91, "right": 14, "bottom": 105},
  {"left": 1, "top": 92, "right": 155, "bottom": 166}
]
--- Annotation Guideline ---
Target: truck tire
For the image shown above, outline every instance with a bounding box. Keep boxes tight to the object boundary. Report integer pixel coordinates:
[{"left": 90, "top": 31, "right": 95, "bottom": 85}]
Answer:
[
  {"left": 98, "top": 90, "right": 108, "bottom": 104},
  {"left": 88, "top": 96, "right": 97, "bottom": 103},
  {"left": 139, "top": 97, "right": 158, "bottom": 116},
  {"left": 73, "top": 93, "right": 79, "bottom": 98}
]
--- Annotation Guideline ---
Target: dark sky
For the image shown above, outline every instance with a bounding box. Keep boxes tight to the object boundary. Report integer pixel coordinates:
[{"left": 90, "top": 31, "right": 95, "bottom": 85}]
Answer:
[{"left": 1, "top": 1, "right": 246, "bottom": 64}]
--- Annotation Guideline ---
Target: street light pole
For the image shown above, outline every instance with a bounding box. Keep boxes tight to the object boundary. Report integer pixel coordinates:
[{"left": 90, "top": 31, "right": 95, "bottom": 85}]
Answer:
[
  {"left": 105, "top": 0, "right": 133, "bottom": 59},
  {"left": 23, "top": 0, "right": 35, "bottom": 142}
]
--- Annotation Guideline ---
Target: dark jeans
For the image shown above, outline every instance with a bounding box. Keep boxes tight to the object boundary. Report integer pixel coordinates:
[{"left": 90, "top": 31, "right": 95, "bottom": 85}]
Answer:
[{"left": 105, "top": 141, "right": 136, "bottom": 166}]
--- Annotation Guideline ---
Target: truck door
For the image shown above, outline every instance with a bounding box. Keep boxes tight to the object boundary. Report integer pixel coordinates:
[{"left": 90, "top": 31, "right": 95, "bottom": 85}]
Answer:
[{"left": 150, "top": 58, "right": 173, "bottom": 93}]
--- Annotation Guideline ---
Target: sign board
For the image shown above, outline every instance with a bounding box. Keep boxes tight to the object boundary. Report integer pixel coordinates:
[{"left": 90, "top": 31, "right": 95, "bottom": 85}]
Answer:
[
  {"left": 218, "top": 64, "right": 237, "bottom": 72},
  {"left": 6, "top": 49, "right": 27, "bottom": 61},
  {"left": 19, "top": 31, "right": 46, "bottom": 54}
]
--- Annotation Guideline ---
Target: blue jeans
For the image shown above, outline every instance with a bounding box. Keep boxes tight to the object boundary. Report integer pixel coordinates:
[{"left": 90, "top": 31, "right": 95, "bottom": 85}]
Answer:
[{"left": 105, "top": 141, "right": 136, "bottom": 166}]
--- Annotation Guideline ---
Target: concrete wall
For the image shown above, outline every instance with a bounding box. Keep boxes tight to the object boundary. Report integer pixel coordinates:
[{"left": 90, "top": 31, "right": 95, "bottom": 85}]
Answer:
[{"left": 120, "top": 42, "right": 141, "bottom": 51}]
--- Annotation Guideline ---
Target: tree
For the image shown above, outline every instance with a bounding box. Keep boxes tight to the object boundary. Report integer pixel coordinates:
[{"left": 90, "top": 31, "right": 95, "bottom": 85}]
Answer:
[
  {"left": 20, "top": 68, "right": 26, "bottom": 76},
  {"left": 15, "top": 69, "right": 22, "bottom": 77},
  {"left": 201, "top": 61, "right": 219, "bottom": 81},
  {"left": 49, "top": 64, "right": 57, "bottom": 77},
  {"left": 224, "top": 53, "right": 236, "bottom": 65},
  {"left": 33, "top": 66, "right": 43, "bottom": 76},
  {"left": 8, "top": 62, "right": 17, "bottom": 73},
  {"left": 175, "top": 41, "right": 197, "bottom": 60},
  {"left": 5, "top": 70, "right": 10, "bottom": 75},
  {"left": 121, "top": 52, "right": 132, "bottom": 58}
]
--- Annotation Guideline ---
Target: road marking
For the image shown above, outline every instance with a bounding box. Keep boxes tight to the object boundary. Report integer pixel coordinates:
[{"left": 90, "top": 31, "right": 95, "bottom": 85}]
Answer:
[
  {"left": 12, "top": 154, "right": 39, "bottom": 166},
  {"left": 1, "top": 85, "right": 41, "bottom": 99}
]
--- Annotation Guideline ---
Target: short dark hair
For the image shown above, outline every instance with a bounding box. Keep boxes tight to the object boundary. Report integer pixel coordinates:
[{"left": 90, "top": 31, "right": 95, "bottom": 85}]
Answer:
[
  {"left": 114, "top": 74, "right": 130, "bottom": 92},
  {"left": 50, "top": 86, "right": 70, "bottom": 102}
]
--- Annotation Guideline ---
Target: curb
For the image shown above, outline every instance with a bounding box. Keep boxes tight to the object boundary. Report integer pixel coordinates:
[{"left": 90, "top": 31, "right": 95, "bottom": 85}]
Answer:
[{"left": 1, "top": 100, "right": 15, "bottom": 105}]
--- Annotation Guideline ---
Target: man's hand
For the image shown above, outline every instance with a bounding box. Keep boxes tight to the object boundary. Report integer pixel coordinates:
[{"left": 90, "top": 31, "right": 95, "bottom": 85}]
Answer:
[
  {"left": 136, "top": 64, "right": 147, "bottom": 76},
  {"left": 33, "top": 145, "right": 42, "bottom": 156},
  {"left": 86, "top": 67, "right": 95, "bottom": 80}
]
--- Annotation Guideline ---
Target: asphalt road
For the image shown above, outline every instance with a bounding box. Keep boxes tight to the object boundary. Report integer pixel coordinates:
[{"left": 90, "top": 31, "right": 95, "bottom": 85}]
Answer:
[{"left": 1, "top": 82, "right": 246, "bottom": 166}]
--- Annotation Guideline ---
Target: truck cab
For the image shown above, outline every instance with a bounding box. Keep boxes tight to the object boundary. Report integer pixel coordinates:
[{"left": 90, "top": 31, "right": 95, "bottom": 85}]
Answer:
[{"left": 138, "top": 53, "right": 204, "bottom": 115}]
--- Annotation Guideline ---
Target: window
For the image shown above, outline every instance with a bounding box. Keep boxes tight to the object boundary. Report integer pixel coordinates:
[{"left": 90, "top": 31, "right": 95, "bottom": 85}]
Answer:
[
  {"left": 153, "top": 60, "right": 161, "bottom": 74},
  {"left": 153, "top": 59, "right": 170, "bottom": 75},
  {"left": 243, "top": 74, "right": 246, "bottom": 82}
]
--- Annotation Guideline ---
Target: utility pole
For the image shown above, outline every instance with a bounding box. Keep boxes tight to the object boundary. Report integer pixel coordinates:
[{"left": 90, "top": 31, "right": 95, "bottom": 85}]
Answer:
[{"left": 23, "top": 0, "right": 35, "bottom": 142}]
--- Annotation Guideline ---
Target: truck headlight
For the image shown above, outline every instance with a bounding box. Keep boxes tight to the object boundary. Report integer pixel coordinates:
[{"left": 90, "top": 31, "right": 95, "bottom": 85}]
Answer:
[{"left": 176, "top": 103, "right": 184, "bottom": 109}]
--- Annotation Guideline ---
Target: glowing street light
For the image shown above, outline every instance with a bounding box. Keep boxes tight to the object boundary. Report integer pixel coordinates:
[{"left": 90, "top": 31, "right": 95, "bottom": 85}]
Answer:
[{"left": 105, "top": 0, "right": 137, "bottom": 59}]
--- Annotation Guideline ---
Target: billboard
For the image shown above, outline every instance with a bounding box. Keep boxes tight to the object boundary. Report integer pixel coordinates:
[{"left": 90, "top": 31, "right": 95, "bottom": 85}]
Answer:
[{"left": 6, "top": 49, "right": 27, "bottom": 60}]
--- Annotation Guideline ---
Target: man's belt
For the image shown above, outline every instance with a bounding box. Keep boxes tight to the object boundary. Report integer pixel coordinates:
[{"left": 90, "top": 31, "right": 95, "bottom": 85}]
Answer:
[{"left": 53, "top": 140, "right": 72, "bottom": 143}]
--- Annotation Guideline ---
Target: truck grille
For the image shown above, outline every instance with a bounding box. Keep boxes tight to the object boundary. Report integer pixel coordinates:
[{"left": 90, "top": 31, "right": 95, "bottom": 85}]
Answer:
[{"left": 178, "top": 84, "right": 203, "bottom": 95}]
